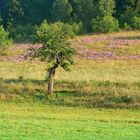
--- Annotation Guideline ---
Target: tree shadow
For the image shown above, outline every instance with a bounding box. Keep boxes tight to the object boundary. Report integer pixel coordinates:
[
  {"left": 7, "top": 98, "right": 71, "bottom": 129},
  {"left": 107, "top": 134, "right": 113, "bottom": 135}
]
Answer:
[
  {"left": 0, "top": 79, "right": 140, "bottom": 108},
  {"left": 4, "top": 79, "right": 46, "bottom": 85},
  {"left": 54, "top": 90, "right": 101, "bottom": 98}
]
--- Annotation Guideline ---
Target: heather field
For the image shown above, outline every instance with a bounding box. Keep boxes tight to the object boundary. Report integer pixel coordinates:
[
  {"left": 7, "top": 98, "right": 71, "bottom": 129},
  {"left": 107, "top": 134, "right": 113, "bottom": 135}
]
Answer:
[{"left": 0, "top": 31, "right": 140, "bottom": 139}]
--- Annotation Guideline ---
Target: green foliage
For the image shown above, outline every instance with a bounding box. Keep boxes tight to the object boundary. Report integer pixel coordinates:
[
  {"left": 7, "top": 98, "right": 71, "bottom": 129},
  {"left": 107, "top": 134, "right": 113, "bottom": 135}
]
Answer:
[
  {"left": 6, "top": 0, "right": 24, "bottom": 27},
  {"left": 34, "top": 21, "right": 75, "bottom": 71},
  {"left": 132, "top": 16, "right": 140, "bottom": 29},
  {"left": 71, "top": 22, "right": 85, "bottom": 35},
  {"left": 91, "top": 16, "right": 119, "bottom": 33},
  {"left": 73, "top": 0, "right": 95, "bottom": 31},
  {"left": 0, "top": 26, "right": 12, "bottom": 53},
  {"left": 52, "top": 0, "right": 73, "bottom": 22},
  {"left": 115, "top": 0, "right": 140, "bottom": 29},
  {"left": 1, "top": 0, "right": 140, "bottom": 33},
  {"left": 119, "top": 12, "right": 134, "bottom": 28},
  {"left": 120, "top": 13, "right": 140, "bottom": 30},
  {"left": 123, "top": 23, "right": 132, "bottom": 30},
  {"left": 98, "top": 0, "right": 116, "bottom": 16},
  {"left": 8, "top": 24, "right": 37, "bottom": 42}
]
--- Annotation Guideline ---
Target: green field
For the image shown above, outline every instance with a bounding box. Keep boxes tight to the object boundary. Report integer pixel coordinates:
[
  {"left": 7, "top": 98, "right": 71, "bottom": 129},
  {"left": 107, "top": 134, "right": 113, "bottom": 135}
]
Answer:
[
  {"left": 0, "top": 31, "right": 140, "bottom": 139},
  {"left": 0, "top": 103, "right": 140, "bottom": 140}
]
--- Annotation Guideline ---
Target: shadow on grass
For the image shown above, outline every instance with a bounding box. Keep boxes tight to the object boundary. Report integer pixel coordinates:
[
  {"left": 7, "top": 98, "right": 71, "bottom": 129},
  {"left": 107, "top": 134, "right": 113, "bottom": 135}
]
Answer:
[
  {"left": 0, "top": 79, "right": 140, "bottom": 108},
  {"left": 4, "top": 79, "right": 46, "bottom": 84},
  {"left": 3, "top": 78, "right": 140, "bottom": 84}
]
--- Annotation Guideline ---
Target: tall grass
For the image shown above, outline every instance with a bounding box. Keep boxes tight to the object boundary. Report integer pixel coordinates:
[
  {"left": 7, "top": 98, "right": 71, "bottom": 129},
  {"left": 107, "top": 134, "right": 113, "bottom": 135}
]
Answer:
[
  {"left": 0, "top": 59, "right": 139, "bottom": 108},
  {"left": 0, "top": 31, "right": 140, "bottom": 107}
]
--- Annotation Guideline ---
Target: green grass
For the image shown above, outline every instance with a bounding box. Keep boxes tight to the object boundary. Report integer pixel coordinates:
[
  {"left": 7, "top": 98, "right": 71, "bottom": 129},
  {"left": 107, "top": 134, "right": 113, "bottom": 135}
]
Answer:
[
  {"left": 0, "top": 31, "right": 140, "bottom": 139},
  {"left": 0, "top": 102, "right": 140, "bottom": 140},
  {"left": 0, "top": 60, "right": 140, "bottom": 82},
  {"left": 0, "top": 60, "right": 140, "bottom": 108}
]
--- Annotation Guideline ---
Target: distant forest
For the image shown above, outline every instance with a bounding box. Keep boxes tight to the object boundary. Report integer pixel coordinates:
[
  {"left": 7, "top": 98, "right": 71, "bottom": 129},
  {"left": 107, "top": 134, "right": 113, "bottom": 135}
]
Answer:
[{"left": 0, "top": 0, "right": 140, "bottom": 35}]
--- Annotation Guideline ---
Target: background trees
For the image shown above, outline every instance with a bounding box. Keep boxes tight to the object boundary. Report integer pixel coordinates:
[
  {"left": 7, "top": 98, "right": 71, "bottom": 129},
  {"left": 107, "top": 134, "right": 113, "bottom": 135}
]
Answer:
[
  {"left": 115, "top": 0, "right": 140, "bottom": 28},
  {"left": 52, "top": 0, "right": 73, "bottom": 22},
  {"left": 0, "top": 0, "right": 140, "bottom": 36},
  {"left": 72, "top": 0, "right": 95, "bottom": 31}
]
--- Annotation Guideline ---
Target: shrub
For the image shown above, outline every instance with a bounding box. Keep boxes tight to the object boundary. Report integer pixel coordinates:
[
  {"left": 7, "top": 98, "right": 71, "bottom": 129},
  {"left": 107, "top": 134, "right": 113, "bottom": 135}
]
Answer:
[
  {"left": 8, "top": 24, "right": 36, "bottom": 42},
  {"left": 91, "top": 16, "right": 119, "bottom": 33},
  {"left": 132, "top": 16, "right": 140, "bottom": 30},
  {"left": 115, "top": 95, "right": 134, "bottom": 104},
  {"left": 119, "top": 12, "right": 133, "bottom": 28},
  {"left": 121, "top": 95, "right": 133, "bottom": 104},
  {"left": 123, "top": 22, "right": 132, "bottom": 31},
  {"left": 120, "top": 14, "right": 140, "bottom": 30},
  {"left": 0, "top": 26, "right": 12, "bottom": 55},
  {"left": 71, "top": 22, "right": 85, "bottom": 35}
]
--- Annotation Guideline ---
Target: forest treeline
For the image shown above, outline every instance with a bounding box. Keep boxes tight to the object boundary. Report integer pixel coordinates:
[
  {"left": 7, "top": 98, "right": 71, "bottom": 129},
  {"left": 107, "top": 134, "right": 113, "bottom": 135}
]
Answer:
[{"left": 0, "top": 0, "right": 140, "bottom": 40}]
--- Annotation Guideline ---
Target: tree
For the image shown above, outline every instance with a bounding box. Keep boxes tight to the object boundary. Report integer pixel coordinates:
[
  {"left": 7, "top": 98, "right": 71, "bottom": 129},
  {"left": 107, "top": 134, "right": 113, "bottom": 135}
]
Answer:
[
  {"left": 98, "top": 0, "right": 115, "bottom": 16},
  {"left": 115, "top": 0, "right": 140, "bottom": 18},
  {"left": 73, "top": 0, "right": 95, "bottom": 31},
  {"left": 0, "top": 26, "right": 12, "bottom": 54},
  {"left": 21, "top": 0, "right": 54, "bottom": 24},
  {"left": 134, "top": 0, "right": 140, "bottom": 14},
  {"left": 7, "top": 0, "right": 24, "bottom": 27},
  {"left": 52, "top": 0, "right": 73, "bottom": 22},
  {"left": 31, "top": 21, "right": 75, "bottom": 95},
  {"left": 115, "top": 0, "right": 140, "bottom": 28},
  {"left": 91, "top": 16, "right": 119, "bottom": 33}
]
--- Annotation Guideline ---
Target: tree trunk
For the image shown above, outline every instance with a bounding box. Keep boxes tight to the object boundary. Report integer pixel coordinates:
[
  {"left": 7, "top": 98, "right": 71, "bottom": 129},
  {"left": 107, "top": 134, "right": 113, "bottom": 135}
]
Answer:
[
  {"left": 48, "top": 70, "right": 55, "bottom": 95},
  {"left": 47, "top": 60, "right": 60, "bottom": 95}
]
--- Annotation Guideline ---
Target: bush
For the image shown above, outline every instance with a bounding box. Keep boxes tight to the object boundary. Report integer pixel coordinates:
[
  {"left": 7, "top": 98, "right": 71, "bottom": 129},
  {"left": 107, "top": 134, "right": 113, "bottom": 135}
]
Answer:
[
  {"left": 120, "top": 14, "right": 140, "bottom": 30},
  {"left": 8, "top": 24, "right": 37, "bottom": 42},
  {"left": 132, "top": 16, "right": 140, "bottom": 30},
  {"left": 71, "top": 22, "right": 85, "bottom": 35},
  {"left": 123, "top": 22, "right": 132, "bottom": 31},
  {"left": 119, "top": 12, "right": 133, "bottom": 28},
  {"left": 0, "top": 26, "right": 12, "bottom": 55},
  {"left": 91, "top": 16, "right": 119, "bottom": 33}
]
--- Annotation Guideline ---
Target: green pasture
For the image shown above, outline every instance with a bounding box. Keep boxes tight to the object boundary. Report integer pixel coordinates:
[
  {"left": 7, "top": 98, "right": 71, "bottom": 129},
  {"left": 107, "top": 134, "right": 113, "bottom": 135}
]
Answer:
[{"left": 0, "top": 103, "right": 140, "bottom": 140}]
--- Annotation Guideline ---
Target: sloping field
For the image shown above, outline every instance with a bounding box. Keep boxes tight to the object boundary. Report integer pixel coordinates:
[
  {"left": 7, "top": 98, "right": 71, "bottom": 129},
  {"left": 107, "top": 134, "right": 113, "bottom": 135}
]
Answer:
[
  {"left": 0, "top": 31, "right": 140, "bottom": 108},
  {"left": 0, "top": 31, "right": 140, "bottom": 139}
]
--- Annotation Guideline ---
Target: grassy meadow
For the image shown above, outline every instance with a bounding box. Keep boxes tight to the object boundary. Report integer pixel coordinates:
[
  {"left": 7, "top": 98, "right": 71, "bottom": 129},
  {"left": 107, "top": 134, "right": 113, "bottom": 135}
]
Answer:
[
  {"left": 0, "top": 31, "right": 140, "bottom": 139},
  {"left": 0, "top": 103, "right": 140, "bottom": 140}
]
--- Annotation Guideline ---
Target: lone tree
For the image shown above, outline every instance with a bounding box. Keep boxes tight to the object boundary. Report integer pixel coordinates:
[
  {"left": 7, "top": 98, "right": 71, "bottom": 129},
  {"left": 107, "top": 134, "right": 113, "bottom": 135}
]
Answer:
[{"left": 32, "top": 21, "right": 75, "bottom": 95}]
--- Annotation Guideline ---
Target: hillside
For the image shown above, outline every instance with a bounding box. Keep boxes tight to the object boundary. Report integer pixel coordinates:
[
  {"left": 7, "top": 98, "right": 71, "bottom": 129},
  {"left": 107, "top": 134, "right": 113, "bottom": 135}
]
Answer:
[
  {"left": 0, "top": 31, "right": 140, "bottom": 140},
  {"left": 0, "top": 31, "right": 140, "bottom": 108}
]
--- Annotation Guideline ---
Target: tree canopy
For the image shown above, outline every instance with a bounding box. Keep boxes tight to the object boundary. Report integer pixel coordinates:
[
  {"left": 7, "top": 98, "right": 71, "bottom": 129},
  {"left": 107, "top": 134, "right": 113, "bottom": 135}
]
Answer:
[
  {"left": 31, "top": 21, "right": 75, "bottom": 94},
  {"left": 0, "top": 0, "right": 140, "bottom": 32}
]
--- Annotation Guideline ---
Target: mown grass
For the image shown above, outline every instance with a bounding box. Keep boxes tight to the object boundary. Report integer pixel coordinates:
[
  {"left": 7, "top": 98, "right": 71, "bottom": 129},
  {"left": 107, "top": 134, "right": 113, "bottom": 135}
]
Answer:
[{"left": 0, "top": 102, "right": 140, "bottom": 140}]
